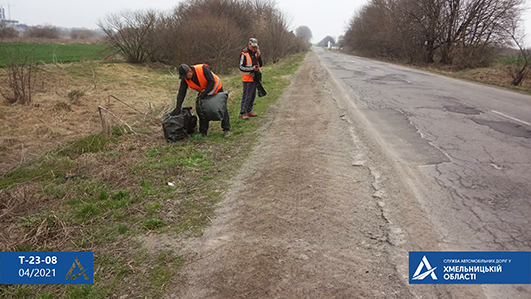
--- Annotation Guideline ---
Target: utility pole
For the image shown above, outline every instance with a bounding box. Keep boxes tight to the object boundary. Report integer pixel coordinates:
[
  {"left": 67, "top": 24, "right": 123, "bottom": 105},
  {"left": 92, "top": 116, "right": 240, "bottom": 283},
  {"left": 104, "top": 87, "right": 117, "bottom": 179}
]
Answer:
[{"left": 7, "top": 2, "right": 14, "bottom": 20}]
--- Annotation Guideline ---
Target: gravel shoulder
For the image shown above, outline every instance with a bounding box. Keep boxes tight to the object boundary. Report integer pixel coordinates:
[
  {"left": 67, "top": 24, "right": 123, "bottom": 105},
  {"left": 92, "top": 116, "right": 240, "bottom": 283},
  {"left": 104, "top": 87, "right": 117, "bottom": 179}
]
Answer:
[{"left": 175, "top": 51, "right": 487, "bottom": 298}]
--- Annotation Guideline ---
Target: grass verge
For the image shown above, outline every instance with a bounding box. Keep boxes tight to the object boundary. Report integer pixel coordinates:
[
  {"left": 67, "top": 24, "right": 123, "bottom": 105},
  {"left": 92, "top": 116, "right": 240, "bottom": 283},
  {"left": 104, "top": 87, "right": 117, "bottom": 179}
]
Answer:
[{"left": 0, "top": 51, "right": 306, "bottom": 298}]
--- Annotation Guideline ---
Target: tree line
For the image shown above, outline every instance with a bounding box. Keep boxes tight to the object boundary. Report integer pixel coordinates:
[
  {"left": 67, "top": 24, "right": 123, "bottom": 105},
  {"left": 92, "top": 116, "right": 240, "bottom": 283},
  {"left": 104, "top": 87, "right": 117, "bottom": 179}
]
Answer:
[
  {"left": 0, "top": 24, "right": 98, "bottom": 40},
  {"left": 98, "top": 0, "right": 310, "bottom": 73},
  {"left": 343, "top": 0, "right": 525, "bottom": 70}
]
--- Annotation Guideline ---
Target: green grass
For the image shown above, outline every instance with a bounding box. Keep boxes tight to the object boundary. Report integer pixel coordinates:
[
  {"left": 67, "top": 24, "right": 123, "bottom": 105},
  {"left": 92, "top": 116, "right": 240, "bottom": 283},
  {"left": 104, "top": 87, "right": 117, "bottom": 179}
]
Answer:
[
  {"left": 143, "top": 218, "right": 165, "bottom": 230},
  {"left": 0, "top": 156, "right": 75, "bottom": 189},
  {"left": 150, "top": 251, "right": 184, "bottom": 287},
  {"left": 498, "top": 55, "right": 526, "bottom": 65},
  {"left": 134, "top": 145, "right": 212, "bottom": 174},
  {"left": 57, "top": 133, "right": 109, "bottom": 157},
  {"left": 57, "top": 128, "right": 125, "bottom": 157},
  {"left": 0, "top": 43, "right": 107, "bottom": 67}
]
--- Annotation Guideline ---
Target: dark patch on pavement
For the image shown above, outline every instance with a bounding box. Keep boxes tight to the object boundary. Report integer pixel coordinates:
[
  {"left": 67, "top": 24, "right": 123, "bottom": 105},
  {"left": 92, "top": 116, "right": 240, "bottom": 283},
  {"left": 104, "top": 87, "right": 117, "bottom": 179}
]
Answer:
[
  {"left": 362, "top": 109, "right": 451, "bottom": 165},
  {"left": 366, "top": 74, "right": 411, "bottom": 85},
  {"left": 473, "top": 119, "right": 531, "bottom": 138},
  {"left": 444, "top": 105, "right": 482, "bottom": 115}
]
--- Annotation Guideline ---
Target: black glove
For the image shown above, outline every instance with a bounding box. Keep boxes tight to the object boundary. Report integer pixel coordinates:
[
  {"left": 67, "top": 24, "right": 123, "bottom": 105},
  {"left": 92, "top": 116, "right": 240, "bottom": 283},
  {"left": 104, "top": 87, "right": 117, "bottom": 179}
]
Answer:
[
  {"left": 170, "top": 107, "right": 181, "bottom": 116},
  {"left": 197, "top": 92, "right": 206, "bottom": 99}
]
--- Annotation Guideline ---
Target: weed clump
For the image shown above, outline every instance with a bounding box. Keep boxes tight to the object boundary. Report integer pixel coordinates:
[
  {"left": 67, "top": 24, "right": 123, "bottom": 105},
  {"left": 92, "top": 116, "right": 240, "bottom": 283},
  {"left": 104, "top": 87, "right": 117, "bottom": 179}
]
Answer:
[
  {"left": 143, "top": 219, "right": 165, "bottom": 230},
  {"left": 67, "top": 90, "right": 85, "bottom": 102}
]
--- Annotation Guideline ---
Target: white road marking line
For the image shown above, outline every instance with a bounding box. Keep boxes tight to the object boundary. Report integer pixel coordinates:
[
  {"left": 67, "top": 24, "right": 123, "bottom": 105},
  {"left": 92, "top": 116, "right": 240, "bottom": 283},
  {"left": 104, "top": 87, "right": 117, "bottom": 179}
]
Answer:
[{"left": 491, "top": 110, "right": 531, "bottom": 126}]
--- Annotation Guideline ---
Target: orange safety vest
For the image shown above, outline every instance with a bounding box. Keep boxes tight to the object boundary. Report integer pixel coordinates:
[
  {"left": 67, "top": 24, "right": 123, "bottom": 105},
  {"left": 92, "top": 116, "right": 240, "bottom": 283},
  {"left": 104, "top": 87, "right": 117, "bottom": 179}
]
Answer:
[
  {"left": 185, "top": 64, "right": 222, "bottom": 95},
  {"left": 241, "top": 51, "right": 260, "bottom": 82}
]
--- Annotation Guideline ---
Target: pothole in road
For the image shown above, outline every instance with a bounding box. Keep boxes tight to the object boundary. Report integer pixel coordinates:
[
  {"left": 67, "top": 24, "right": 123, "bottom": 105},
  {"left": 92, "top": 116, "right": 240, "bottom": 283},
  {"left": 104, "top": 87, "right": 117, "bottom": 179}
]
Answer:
[
  {"left": 443, "top": 104, "right": 482, "bottom": 115},
  {"left": 366, "top": 74, "right": 410, "bottom": 85},
  {"left": 472, "top": 119, "right": 531, "bottom": 138}
]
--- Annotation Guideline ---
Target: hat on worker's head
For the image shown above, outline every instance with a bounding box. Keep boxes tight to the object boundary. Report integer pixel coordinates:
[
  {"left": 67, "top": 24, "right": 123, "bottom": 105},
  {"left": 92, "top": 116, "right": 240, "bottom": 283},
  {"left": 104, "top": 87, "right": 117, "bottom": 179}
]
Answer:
[
  {"left": 178, "top": 64, "right": 191, "bottom": 79},
  {"left": 249, "top": 38, "right": 258, "bottom": 47}
]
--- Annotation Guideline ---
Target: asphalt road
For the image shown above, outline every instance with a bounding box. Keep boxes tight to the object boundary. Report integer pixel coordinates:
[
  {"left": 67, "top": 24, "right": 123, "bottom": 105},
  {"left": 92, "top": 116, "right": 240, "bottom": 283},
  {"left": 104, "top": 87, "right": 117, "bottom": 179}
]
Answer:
[{"left": 314, "top": 47, "right": 531, "bottom": 298}]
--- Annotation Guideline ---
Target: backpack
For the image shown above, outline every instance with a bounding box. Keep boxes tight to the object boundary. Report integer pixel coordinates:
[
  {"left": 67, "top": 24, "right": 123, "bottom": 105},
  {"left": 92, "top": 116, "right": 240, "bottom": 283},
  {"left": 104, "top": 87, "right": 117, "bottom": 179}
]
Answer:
[{"left": 162, "top": 107, "right": 197, "bottom": 142}]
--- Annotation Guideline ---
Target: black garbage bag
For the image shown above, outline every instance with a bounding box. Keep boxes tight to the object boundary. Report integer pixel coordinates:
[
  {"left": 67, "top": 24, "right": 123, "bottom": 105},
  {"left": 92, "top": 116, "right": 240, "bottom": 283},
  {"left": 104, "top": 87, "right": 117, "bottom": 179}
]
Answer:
[
  {"left": 254, "top": 71, "right": 267, "bottom": 97},
  {"left": 162, "top": 107, "right": 197, "bottom": 142},
  {"left": 196, "top": 92, "right": 228, "bottom": 121},
  {"left": 257, "top": 81, "right": 267, "bottom": 97}
]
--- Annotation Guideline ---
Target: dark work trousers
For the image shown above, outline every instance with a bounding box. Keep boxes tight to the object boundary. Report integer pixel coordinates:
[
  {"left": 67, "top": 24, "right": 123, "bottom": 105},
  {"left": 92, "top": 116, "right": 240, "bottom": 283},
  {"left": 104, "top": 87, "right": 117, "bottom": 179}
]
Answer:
[
  {"left": 240, "top": 81, "right": 257, "bottom": 115},
  {"left": 199, "top": 103, "right": 231, "bottom": 136}
]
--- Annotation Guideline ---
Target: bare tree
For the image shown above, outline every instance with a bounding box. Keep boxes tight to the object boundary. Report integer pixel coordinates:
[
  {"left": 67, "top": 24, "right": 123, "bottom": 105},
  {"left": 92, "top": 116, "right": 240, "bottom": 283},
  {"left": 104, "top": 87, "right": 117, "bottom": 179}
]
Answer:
[
  {"left": 98, "top": 10, "right": 160, "bottom": 64},
  {"left": 501, "top": 16, "right": 530, "bottom": 85},
  {"left": 345, "top": 0, "right": 524, "bottom": 67},
  {"left": 344, "top": 0, "right": 395, "bottom": 58},
  {"left": 295, "top": 26, "right": 313, "bottom": 43},
  {"left": 254, "top": 6, "right": 295, "bottom": 63},
  {"left": 507, "top": 46, "right": 530, "bottom": 86},
  {"left": 398, "top": 0, "right": 445, "bottom": 63},
  {"left": 438, "top": 0, "right": 523, "bottom": 65}
]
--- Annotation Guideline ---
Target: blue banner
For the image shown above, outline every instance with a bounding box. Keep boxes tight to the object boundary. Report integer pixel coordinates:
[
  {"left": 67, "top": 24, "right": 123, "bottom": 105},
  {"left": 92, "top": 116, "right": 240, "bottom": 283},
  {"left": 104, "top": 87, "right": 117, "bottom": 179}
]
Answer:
[
  {"left": 409, "top": 251, "right": 531, "bottom": 284},
  {"left": 0, "top": 252, "right": 93, "bottom": 284}
]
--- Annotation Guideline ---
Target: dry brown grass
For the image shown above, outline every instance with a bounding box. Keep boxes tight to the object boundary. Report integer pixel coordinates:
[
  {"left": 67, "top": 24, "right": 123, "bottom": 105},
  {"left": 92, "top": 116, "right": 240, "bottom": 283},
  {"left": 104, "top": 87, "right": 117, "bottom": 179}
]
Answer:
[
  {"left": 0, "top": 60, "right": 178, "bottom": 258},
  {"left": 0, "top": 182, "right": 64, "bottom": 251},
  {"left": 422, "top": 63, "right": 531, "bottom": 94},
  {"left": 0, "top": 62, "right": 177, "bottom": 175}
]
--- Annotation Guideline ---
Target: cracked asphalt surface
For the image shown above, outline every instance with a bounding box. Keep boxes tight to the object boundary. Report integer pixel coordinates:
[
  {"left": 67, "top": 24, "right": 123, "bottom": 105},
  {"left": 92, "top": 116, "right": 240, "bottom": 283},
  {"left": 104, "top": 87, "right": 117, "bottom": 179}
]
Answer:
[
  {"left": 176, "top": 49, "right": 530, "bottom": 298},
  {"left": 318, "top": 47, "right": 531, "bottom": 298}
]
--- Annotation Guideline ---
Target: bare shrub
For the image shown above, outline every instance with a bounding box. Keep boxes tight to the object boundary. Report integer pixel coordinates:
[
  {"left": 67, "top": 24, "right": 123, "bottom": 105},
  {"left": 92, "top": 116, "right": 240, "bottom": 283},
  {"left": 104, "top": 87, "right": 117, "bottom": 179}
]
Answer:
[
  {"left": 149, "top": 12, "right": 180, "bottom": 65},
  {"left": 155, "top": 0, "right": 307, "bottom": 71},
  {"left": 24, "top": 26, "right": 59, "bottom": 39},
  {"left": 174, "top": 0, "right": 254, "bottom": 36},
  {"left": 0, "top": 45, "right": 38, "bottom": 105},
  {"left": 0, "top": 25, "right": 18, "bottom": 39},
  {"left": 70, "top": 29, "right": 95, "bottom": 40},
  {"left": 175, "top": 14, "right": 244, "bottom": 73},
  {"left": 98, "top": 10, "right": 160, "bottom": 64},
  {"left": 452, "top": 45, "right": 497, "bottom": 69},
  {"left": 99, "top": 0, "right": 307, "bottom": 70},
  {"left": 168, "top": 0, "right": 255, "bottom": 69}
]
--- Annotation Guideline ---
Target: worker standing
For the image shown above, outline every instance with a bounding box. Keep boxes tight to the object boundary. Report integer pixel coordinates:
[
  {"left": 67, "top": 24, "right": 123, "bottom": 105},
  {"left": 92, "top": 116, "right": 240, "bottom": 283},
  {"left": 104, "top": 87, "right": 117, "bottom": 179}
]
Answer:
[{"left": 239, "top": 38, "right": 264, "bottom": 120}]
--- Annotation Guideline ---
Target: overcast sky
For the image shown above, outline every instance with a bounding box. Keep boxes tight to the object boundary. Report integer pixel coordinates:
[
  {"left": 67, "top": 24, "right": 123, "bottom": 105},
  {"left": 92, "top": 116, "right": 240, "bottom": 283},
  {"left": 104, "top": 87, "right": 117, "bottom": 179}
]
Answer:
[{"left": 2, "top": 0, "right": 531, "bottom": 45}]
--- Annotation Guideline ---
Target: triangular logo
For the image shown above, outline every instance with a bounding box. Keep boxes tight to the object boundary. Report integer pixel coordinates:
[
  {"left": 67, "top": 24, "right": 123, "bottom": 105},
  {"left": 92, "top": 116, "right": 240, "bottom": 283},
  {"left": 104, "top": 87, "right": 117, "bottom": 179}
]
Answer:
[
  {"left": 65, "top": 257, "right": 89, "bottom": 280},
  {"left": 412, "top": 255, "right": 437, "bottom": 280}
]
